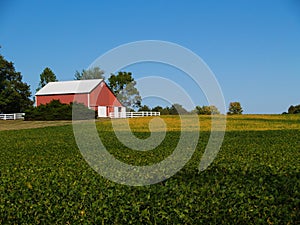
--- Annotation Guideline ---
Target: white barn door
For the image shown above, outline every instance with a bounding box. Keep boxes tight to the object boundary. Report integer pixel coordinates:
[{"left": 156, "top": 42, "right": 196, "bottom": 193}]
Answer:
[{"left": 98, "top": 106, "right": 107, "bottom": 117}]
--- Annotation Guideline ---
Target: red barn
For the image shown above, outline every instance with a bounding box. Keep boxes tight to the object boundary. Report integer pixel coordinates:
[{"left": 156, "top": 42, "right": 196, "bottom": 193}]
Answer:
[{"left": 35, "top": 79, "right": 125, "bottom": 117}]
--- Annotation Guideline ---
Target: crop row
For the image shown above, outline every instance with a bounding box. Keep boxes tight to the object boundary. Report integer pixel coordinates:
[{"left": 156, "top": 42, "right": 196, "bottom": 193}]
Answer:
[{"left": 0, "top": 123, "right": 299, "bottom": 224}]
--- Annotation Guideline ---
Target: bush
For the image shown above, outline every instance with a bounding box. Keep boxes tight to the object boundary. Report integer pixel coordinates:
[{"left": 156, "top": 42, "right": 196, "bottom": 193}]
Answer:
[{"left": 24, "top": 100, "right": 96, "bottom": 121}]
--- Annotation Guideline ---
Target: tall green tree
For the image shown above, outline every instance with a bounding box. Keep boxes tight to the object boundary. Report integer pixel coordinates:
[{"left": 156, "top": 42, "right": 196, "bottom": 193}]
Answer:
[
  {"left": 227, "top": 102, "right": 243, "bottom": 115},
  {"left": 108, "top": 72, "right": 141, "bottom": 109},
  {"left": 36, "top": 67, "right": 57, "bottom": 92},
  {"left": 0, "top": 53, "right": 33, "bottom": 113},
  {"left": 74, "top": 67, "right": 105, "bottom": 80},
  {"left": 108, "top": 72, "right": 134, "bottom": 95}
]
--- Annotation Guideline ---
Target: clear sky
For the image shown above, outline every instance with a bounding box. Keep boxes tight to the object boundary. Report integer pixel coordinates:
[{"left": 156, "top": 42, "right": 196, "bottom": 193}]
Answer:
[{"left": 1, "top": 0, "right": 299, "bottom": 114}]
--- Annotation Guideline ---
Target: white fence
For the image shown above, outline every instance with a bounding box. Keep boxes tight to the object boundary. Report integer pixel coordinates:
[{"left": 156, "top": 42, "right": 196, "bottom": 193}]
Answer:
[
  {"left": 109, "top": 111, "right": 160, "bottom": 118},
  {"left": 0, "top": 113, "right": 25, "bottom": 120}
]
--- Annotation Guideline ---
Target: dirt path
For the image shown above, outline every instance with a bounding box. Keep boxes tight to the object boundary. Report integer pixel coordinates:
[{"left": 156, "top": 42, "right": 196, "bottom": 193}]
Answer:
[{"left": 0, "top": 120, "right": 72, "bottom": 131}]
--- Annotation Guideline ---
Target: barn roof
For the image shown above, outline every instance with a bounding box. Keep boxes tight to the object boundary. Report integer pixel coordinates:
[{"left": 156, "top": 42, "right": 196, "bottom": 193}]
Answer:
[{"left": 35, "top": 79, "right": 103, "bottom": 96}]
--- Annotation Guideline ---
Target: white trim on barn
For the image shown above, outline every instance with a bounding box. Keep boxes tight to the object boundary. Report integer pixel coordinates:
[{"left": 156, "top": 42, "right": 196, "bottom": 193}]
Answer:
[{"left": 35, "top": 79, "right": 104, "bottom": 96}]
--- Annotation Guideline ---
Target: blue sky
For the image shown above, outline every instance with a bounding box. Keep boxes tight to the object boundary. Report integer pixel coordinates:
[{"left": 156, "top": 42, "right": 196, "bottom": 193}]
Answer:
[{"left": 1, "top": 0, "right": 299, "bottom": 113}]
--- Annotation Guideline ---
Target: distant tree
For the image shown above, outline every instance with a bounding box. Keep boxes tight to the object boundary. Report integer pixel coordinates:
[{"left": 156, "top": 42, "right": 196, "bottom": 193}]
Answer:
[
  {"left": 210, "top": 105, "right": 220, "bottom": 115},
  {"left": 74, "top": 67, "right": 105, "bottom": 80},
  {"left": 201, "top": 106, "right": 212, "bottom": 115},
  {"left": 162, "top": 107, "right": 171, "bottom": 115},
  {"left": 227, "top": 102, "right": 243, "bottom": 115},
  {"left": 194, "top": 105, "right": 220, "bottom": 115},
  {"left": 288, "top": 105, "right": 295, "bottom": 114},
  {"left": 108, "top": 72, "right": 141, "bottom": 109},
  {"left": 288, "top": 104, "right": 300, "bottom": 114},
  {"left": 152, "top": 106, "right": 163, "bottom": 112},
  {"left": 0, "top": 53, "right": 33, "bottom": 113},
  {"left": 169, "top": 103, "right": 188, "bottom": 115},
  {"left": 138, "top": 105, "right": 151, "bottom": 111},
  {"left": 36, "top": 67, "right": 57, "bottom": 92},
  {"left": 152, "top": 106, "right": 170, "bottom": 115}
]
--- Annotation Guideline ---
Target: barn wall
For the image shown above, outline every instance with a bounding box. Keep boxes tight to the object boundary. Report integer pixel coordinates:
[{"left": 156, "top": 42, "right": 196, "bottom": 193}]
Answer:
[
  {"left": 89, "top": 82, "right": 123, "bottom": 110},
  {"left": 36, "top": 94, "right": 88, "bottom": 107}
]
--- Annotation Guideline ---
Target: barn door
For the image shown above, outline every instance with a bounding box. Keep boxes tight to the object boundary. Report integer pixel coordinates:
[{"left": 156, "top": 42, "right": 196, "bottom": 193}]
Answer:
[{"left": 98, "top": 106, "right": 107, "bottom": 117}]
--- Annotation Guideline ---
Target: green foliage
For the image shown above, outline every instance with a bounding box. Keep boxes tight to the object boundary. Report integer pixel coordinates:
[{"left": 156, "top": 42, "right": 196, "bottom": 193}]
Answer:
[
  {"left": 0, "top": 53, "right": 33, "bottom": 113},
  {"left": 152, "top": 106, "right": 170, "bottom": 115},
  {"left": 288, "top": 104, "right": 300, "bottom": 114},
  {"left": 150, "top": 105, "right": 189, "bottom": 115},
  {"left": 138, "top": 105, "right": 151, "bottom": 111},
  {"left": 228, "top": 102, "right": 243, "bottom": 115},
  {"left": 169, "top": 103, "right": 188, "bottom": 115},
  {"left": 108, "top": 72, "right": 141, "bottom": 109},
  {"left": 0, "top": 117, "right": 299, "bottom": 224},
  {"left": 108, "top": 71, "right": 134, "bottom": 95},
  {"left": 24, "top": 100, "right": 96, "bottom": 120},
  {"left": 194, "top": 105, "right": 220, "bottom": 115},
  {"left": 74, "top": 67, "right": 105, "bottom": 80},
  {"left": 36, "top": 67, "right": 57, "bottom": 92}
]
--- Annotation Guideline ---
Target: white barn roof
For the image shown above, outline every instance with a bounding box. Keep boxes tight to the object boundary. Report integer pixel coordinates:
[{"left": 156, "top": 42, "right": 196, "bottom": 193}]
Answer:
[{"left": 35, "top": 79, "right": 103, "bottom": 96}]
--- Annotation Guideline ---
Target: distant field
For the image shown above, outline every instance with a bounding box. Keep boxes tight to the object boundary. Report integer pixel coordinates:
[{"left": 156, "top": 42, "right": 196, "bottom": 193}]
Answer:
[
  {"left": 101, "top": 114, "right": 300, "bottom": 132},
  {"left": 0, "top": 115, "right": 299, "bottom": 224},
  {"left": 1, "top": 114, "right": 299, "bottom": 131}
]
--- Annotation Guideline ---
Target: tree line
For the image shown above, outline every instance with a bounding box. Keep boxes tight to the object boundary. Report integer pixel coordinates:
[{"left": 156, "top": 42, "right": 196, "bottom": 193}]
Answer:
[
  {"left": 137, "top": 102, "right": 242, "bottom": 115},
  {"left": 0, "top": 50, "right": 299, "bottom": 115}
]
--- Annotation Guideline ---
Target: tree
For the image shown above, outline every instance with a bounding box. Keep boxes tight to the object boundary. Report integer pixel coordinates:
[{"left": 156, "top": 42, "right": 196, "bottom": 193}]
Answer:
[
  {"left": 194, "top": 105, "right": 220, "bottom": 115},
  {"left": 108, "top": 72, "right": 133, "bottom": 95},
  {"left": 169, "top": 103, "right": 188, "bottom": 115},
  {"left": 74, "top": 67, "right": 105, "bottom": 80},
  {"left": 152, "top": 106, "right": 163, "bottom": 112},
  {"left": 138, "top": 105, "right": 151, "bottom": 111},
  {"left": 0, "top": 53, "right": 33, "bottom": 113},
  {"left": 227, "top": 102, "right": 243, "bottom": 115},
  {"left": 36, "top": 67, "right": 57, "bottom": 92},
  {"left": 108, "top": 72, "right": 141, "bottom": 110},
  {"left": 152, "top": 106, "right": 170, "bottom": 115},
  {"left": 288, "top": 104, "right": 300, "bottom": 114}
]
